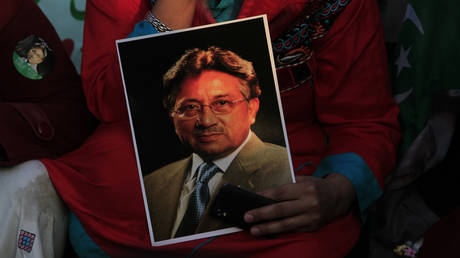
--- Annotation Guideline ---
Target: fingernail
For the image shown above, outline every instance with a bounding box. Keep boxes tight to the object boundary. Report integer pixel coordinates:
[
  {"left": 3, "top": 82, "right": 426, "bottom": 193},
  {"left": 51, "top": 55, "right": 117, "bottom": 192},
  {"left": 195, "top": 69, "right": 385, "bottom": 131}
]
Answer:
[
  {"left": 244, "top": 213, "right": 253, "bottom": 223},
  {"left": 251, "top": 227, "right": 261, "bottom": 236}
]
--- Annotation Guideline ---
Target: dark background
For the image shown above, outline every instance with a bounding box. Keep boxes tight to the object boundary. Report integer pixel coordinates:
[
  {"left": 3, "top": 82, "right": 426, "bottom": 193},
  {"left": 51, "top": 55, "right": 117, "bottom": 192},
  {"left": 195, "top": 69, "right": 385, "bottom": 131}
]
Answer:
[{"left": 117, "top": 17, "right": 287, "bottom": 175}]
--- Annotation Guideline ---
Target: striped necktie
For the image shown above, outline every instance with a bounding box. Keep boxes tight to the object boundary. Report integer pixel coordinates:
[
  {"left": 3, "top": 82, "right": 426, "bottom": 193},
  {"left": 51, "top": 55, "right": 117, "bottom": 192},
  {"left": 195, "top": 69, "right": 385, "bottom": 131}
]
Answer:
[{"left": 175, "top": 162, "right": 220, "bottom": 237}]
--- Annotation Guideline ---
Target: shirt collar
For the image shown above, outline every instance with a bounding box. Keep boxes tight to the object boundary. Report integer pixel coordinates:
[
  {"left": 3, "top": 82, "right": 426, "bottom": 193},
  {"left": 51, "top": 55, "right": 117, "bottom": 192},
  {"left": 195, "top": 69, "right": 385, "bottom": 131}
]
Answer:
[{"left": 191, "top": 131, "right": 253, "bottom": 178}]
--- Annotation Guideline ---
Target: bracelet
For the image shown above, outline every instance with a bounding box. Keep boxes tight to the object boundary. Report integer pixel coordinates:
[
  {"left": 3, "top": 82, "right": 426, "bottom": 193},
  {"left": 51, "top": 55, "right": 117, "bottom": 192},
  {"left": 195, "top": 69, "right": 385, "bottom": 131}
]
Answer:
[{"left": 145, "top": 11, "right": 172, "bottom": 32}]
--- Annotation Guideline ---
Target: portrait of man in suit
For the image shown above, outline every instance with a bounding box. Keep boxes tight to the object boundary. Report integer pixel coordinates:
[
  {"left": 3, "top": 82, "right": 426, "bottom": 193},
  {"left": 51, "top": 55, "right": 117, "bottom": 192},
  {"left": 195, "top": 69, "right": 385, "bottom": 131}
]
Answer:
[{"left": 143, "top": 46, "right": 293, "bottom": 241}]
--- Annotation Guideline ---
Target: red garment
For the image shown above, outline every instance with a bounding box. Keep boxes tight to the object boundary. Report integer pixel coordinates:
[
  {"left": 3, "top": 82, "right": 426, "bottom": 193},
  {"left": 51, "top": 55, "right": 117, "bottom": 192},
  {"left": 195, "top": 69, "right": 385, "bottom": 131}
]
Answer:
[{"left": 43, "top": 0, "right": 399, "bottom": 257}]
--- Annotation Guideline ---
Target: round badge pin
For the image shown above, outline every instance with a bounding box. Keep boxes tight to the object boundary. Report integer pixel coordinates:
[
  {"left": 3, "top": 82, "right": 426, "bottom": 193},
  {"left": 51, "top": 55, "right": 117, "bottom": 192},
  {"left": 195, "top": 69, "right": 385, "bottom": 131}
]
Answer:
[{"left": 12, "top": 35, "right": 55, "bottom": 80}]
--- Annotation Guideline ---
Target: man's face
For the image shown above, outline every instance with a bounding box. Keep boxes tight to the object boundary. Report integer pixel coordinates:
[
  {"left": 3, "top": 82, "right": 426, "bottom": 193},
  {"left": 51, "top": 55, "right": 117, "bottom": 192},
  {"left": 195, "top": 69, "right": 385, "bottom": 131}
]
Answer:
[
  {"left": 27, "top": 47, "right": 45, "bottom": 65},
  {"left": 172, "top": 70, "right": 259, "bottom": 160}
]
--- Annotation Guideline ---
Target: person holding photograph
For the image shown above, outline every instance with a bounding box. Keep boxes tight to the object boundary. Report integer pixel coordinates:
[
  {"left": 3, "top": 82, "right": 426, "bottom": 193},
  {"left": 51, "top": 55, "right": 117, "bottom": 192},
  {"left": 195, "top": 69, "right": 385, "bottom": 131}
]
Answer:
[
  {"left": 144, "top": 46, "right": 292, "bottom": 241},
  {"left": 137, "top": 0, "right": 401, "bottom": 244},
  {"left": 41, "top": 0, "right": 401, "bottom": 257}
]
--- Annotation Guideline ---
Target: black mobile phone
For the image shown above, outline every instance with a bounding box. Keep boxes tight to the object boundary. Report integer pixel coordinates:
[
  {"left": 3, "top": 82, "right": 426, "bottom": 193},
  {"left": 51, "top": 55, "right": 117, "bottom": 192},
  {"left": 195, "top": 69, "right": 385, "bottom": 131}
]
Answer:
[{"left": 210, "top": 183, "right": 277, "bottom": 230}]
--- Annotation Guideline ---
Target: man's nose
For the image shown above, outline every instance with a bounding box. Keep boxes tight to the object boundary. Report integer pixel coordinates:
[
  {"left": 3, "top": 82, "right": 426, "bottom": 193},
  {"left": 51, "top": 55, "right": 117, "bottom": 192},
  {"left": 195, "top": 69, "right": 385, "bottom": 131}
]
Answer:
[{"left": 196, "top": 105, "right": 218, "bottom": 127}]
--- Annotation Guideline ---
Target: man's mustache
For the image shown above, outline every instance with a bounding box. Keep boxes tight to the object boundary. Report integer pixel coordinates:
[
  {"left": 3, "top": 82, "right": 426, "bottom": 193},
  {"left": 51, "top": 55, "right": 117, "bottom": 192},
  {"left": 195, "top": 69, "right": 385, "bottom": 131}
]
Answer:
[{"left": 193, "top": 126, "right": 224, "bottom": 134}]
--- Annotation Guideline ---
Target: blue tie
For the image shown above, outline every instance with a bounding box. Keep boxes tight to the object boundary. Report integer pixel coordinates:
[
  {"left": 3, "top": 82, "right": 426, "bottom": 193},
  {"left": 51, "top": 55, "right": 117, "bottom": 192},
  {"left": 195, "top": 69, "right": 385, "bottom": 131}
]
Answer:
[{"left": 175, "top": 162, "right": 220, "bottom": 237}]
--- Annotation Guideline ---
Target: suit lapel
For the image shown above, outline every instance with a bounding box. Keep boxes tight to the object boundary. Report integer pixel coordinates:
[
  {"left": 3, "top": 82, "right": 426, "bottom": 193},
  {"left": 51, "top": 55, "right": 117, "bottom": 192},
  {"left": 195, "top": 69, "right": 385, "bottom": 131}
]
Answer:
[
  {"left": 195, "top": 134, "right": 266, "bottom": 233},
  {"left": 151, "top": 158, "right": 190, "bottom": 241},
  {"left": 222, "top": 134, "right": 265, "bottom": 190}
]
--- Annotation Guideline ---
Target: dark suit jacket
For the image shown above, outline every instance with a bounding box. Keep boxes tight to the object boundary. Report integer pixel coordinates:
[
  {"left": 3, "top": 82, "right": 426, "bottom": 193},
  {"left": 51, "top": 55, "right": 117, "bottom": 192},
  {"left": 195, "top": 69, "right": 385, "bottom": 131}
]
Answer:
[{"left": 144, "top": 134, "right": 292, "bottom": 241}]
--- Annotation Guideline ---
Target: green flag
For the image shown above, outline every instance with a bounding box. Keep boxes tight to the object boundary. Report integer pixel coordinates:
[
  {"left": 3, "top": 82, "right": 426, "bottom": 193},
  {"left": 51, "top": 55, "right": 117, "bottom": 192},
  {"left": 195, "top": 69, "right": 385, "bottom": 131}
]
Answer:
[{"left": 389, "top": 0, "right": 460, "bottom": 154}]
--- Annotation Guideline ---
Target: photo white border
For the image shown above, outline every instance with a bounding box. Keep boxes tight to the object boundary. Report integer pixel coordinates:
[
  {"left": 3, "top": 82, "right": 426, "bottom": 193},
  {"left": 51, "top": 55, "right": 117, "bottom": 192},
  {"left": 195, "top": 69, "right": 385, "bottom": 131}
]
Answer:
[{"left": 116, "top": 15, "right": 295, "bottom": 246}]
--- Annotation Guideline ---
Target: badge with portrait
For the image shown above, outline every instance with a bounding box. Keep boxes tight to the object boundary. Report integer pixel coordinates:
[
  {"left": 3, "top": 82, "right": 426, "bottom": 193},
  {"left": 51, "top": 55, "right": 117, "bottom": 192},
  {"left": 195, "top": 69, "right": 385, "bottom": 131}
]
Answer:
[{"left": 117, "top": 15, "right": 295, "bottom": 246}]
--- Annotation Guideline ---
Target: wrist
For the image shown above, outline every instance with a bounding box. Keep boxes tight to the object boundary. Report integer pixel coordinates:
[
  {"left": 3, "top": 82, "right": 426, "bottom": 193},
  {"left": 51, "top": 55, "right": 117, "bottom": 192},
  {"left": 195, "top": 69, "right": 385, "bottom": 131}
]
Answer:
[
  {"left": 324, "top": 173, "right": 356, "bottom": 217},
  {"left": 144, "top": 10, "right": 171, "bottom": 32},
  {"left": 150, "top": 0, "right": 196, "bottom": 30}
]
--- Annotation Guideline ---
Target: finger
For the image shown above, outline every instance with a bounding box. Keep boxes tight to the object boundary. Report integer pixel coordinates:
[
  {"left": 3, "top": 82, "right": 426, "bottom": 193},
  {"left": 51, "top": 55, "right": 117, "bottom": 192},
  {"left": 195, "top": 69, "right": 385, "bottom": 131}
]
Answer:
[
  {"left": 244, "top": 199, "right": 308, "bottom": 224},
  {"left": 249, "top": 213, "right": 316, "bottom": 236},
  {"left": 258, "top": 182, "right": 305, "bottom": 201},
  {"left": 258, "top": 176, "right": 321, "bottom": 201}
]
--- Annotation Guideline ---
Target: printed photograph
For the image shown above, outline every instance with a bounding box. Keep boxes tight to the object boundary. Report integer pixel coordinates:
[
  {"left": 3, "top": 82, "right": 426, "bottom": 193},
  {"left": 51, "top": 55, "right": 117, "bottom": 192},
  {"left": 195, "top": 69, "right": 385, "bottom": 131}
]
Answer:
[{"left": 117, "top": 16, "right": 294, "bottom": 246}]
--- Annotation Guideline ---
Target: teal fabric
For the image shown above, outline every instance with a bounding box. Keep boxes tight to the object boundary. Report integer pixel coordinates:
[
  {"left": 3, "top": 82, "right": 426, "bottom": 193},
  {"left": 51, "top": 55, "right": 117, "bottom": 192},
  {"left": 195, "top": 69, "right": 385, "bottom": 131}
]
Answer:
[
  {"left": 208, "top": 0, "right": 242, "bottom": 22},
  {"left": 128, "top": 20, "right": 159, "bottom": 38},
  {"left": 69, "top": 212, "right": 110, "bottom": 258},
  {"left": 313, "top": 152, "right": 382, "bottom": 221}
]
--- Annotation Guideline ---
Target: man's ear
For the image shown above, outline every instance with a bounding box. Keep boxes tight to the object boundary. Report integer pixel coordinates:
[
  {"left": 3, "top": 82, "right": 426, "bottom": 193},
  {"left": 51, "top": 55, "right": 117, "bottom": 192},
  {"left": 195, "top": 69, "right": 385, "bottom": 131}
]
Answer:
[
  {"left": 169, "top": 110, "right": 174, "bottom": 118},
  {"left": 248, "top": 98, "right": 259, "bottom": 125}
]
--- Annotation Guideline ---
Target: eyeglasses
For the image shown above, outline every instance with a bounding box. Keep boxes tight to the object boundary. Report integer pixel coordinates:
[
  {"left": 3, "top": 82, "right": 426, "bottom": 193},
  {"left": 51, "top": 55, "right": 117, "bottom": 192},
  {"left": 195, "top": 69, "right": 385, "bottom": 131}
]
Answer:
[{"left": 172, "top": 98, "right": 248, "bottom": 119}]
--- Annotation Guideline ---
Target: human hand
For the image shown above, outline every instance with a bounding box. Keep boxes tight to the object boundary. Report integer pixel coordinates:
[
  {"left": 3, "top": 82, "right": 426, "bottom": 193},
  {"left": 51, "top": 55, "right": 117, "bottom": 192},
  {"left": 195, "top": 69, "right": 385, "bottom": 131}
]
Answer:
[{"left": 243, "top": 174, "right": 356, "bottom": 236}]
